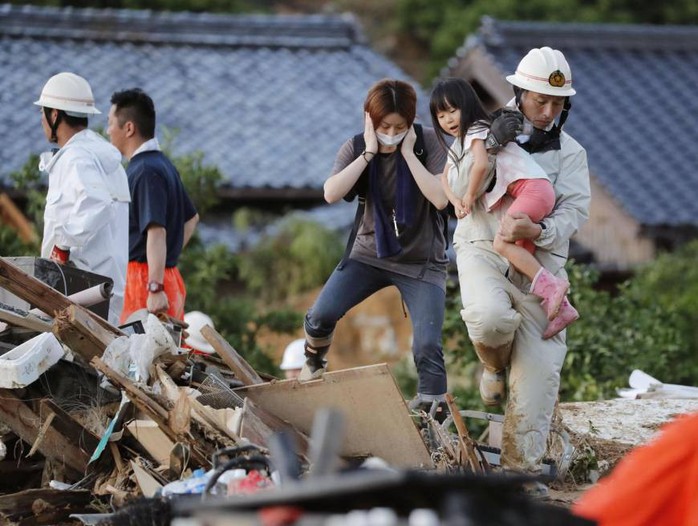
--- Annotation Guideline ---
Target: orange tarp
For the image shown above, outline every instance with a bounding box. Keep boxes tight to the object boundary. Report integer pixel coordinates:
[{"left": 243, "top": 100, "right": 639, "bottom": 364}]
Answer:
[{"left": 573, "top": 411, "right": 698, "bottom": 526}]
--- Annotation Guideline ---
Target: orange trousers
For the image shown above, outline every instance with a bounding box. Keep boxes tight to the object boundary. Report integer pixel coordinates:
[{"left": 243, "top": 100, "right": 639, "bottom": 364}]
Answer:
[
  {"left": 573, "top": 411, "right": 698, "bottom": 526},
  {"left": 119, "top": 261, "right": 186, "bottom": 324}
]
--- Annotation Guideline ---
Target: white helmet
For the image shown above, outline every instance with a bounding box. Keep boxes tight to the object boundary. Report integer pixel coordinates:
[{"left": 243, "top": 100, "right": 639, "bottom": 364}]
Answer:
[
  {"left": 280, "top": 339, "right": 306, "bottom": 371},
  {"left": 184, "top": 311, "right": 216, "bottom": 354},
  {"left": 506, "top": 47, "right": 576, "bottom": 97},
  {"left": 34, "top": 72, "right": 101, "bottom": 116}
]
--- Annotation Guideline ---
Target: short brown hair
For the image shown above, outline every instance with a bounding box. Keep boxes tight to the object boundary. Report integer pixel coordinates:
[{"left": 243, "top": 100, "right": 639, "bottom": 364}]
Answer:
[{"left": 364, "top": 79, "right": 417, "bottom": 128}]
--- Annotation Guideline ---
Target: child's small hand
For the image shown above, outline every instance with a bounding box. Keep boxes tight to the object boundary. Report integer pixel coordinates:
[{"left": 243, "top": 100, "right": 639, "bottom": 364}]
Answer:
[
  {"left": 450, "top": 197, "right": 466, "bottom": 219},
  {"left": 462, "top": 192, "right": 477, "bottom": 215}
]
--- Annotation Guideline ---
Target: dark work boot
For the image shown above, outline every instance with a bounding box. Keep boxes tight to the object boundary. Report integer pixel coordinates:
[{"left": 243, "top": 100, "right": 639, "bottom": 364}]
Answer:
[{"left": 298, "top": 343, "right": 329, "bottom": 382}]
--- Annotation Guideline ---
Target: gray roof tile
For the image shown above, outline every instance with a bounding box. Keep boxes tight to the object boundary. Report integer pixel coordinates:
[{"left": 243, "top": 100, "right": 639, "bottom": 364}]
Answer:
[
  {"left": 0, "top": 4, "right": 429, "bottom": 194},
  {"left": 453, "top": 17, "right": 698, "bottom": 229}
]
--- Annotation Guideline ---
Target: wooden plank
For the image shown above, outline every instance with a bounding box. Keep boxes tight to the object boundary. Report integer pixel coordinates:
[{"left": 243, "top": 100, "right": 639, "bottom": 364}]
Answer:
[
  {"left": 0, "top": 389, "right": 90, "bottom": 474},
  {"left": 237, "top": 364, "right": 433, "bottom": 469},
  {"left": 0, "top": 302, "right": 52, "bottom": 332},
  {"left": 53, "top": 305, "right": 120, "bottom": 362},
  {"left": 0, "top": 256, "right": 121, "bottom": 336},
  {"left": 445, "top": 393, "right": 483, "bottom": 474},
  {"left": 201, "top": 325, "right": 263, "bottom": 385},
  {"left": 0, "top": 488, "right": 93, "bottom": 525},
  {"left": 240, "top": 397, "right": 309, "bottom": 459},
  {"left": 0, "top": 193, "right": 37, "bottom": 244},
  {"left": 92, "top": 357, "right": 209, "bottom": 467},
  {"left": 39, "top": 399, "right": 100, "bottom": 454}
]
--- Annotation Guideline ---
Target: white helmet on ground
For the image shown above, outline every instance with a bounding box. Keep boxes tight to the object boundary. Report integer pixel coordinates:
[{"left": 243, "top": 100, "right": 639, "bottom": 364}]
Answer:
[
  {"left": 184, "top": 311, "right": 216, "bottom": 354},
  {"left": 506, "top": 47, "right": 576, "bottom": 97},
  {"left": 280, "top": 339, "right": 306, "bottom": 371},
  {"left": 34, "top": 72, "right": 101, "bottom": 116}
]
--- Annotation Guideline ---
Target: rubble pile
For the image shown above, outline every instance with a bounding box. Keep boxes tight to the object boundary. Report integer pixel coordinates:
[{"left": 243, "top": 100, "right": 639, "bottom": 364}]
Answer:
[{"left": 0, "top": 257, "right": 604, "bottom": 525}]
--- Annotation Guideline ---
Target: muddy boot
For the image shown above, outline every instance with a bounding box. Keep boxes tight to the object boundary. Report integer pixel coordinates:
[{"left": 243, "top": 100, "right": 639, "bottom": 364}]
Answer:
[
  {"left": 531, "top": 268, "right": 569, "bottom": 321},
  {"left": 480, "top": 369, "right": 507, "bottom": 407},
  {"left": 473, "top": 342, "right": 513, "bottom": 406},
  {"left": 543, "top": 297, "right": 579, "bottom": 339},
  {"left": 298, "top": 343, "right": 329, "bottom": 381},
  {"left": 408, "top": 394, "right": 449, "bottom": 424}
]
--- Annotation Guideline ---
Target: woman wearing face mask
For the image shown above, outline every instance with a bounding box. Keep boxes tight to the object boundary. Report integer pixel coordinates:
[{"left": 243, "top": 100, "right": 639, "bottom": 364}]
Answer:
[{"left": 300, "top": 78, "right": 451, "bottom": 415}]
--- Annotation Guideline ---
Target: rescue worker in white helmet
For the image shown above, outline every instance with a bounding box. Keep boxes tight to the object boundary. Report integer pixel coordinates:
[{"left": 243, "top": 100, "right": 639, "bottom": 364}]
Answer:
[
  {"left": 453, "top": 47, "right": 591, "bottom": 491},
  {"left": 35, "top": 72, "right": 130, "bottom": 325}
]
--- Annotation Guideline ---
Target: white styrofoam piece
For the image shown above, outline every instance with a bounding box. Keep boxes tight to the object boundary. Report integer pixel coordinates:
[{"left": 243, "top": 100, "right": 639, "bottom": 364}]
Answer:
[{"left": 0, "top": 332, "right": 65, "bottom": 388}]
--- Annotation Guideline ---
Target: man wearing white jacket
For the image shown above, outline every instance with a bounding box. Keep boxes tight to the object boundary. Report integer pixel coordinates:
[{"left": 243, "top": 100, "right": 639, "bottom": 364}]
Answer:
[
  {"left": 454, "top": 47, "right": 591, "bottom": 489},
  {"left": 35, "top": 72, "right": 130, "bottom": 325}
]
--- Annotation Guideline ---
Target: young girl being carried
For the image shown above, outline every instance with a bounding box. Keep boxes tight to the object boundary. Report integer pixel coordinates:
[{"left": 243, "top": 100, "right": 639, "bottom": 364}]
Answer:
[{"left": 430, "top": 77, "right": 578, "bottom": 339}]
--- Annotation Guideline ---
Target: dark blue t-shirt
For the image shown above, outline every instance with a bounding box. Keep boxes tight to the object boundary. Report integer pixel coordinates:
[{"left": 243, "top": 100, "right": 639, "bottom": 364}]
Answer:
[{"left": 127, "top": 150, "right": 197, "bottom": 267}]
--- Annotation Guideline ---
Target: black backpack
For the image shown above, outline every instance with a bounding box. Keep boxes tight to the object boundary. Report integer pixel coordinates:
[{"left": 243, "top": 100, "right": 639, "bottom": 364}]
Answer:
[{"left": 338, "top": 124, "right": 448, "bottom": 269}]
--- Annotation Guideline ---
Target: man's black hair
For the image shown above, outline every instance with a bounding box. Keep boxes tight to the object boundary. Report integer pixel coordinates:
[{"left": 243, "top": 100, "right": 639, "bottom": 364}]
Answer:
[{"left": 110, "top": 88, "right": 156, "bottom": 139}]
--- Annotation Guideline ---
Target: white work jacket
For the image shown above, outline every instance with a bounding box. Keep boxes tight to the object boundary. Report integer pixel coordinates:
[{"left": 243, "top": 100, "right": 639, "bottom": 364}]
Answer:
[
  {"left": 40, "top": 129, "right": 131, "bottom": 324},
  {"left": 454, "top": 102, "right": 591, "bottom": 277}
]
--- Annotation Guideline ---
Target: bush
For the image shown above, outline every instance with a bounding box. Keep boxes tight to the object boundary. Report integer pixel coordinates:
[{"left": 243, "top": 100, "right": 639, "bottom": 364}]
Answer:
[
  {"left": 438, "top": 260, "right": 690, "bottom": 404},
  {"left": 236, "top": 217, "right": 344, "bottom": 302}
]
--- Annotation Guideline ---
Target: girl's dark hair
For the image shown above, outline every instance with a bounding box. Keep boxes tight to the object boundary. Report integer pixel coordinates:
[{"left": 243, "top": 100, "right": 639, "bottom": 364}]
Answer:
[
  {"left": 364, "top": 79, "right": 417, "bottom": 128},
  {"left": 429, "top": 78, "right": 491, "bottom": 164}
]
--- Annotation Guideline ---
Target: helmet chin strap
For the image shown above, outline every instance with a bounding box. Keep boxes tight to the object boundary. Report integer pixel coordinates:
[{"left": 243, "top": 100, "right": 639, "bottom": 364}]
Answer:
[
  {"left": 44, "top": 107, "right": 62, "bottom": 144},
  {"left": 514, "top": 87, "right": 572, "bottom": 132}
]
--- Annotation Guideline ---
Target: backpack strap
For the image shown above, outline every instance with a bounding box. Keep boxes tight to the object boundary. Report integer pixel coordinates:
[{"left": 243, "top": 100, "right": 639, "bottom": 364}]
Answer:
[{"left": 338, "top": 124, "right": 435, "bottom": 270}]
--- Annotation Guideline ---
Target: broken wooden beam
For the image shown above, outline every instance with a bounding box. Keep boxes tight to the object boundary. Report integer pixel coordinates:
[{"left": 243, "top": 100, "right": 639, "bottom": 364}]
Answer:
[
  {"left": 53, "top": 304, "right": 120, "bottom": 362},
  {"left": 0, "top": 488, "right": 94, "bottom": 525},
  {"left": 91, "top": 357, "right": 210, "bottom": 467},
  {"left": 201, "top": 325, "right": 263, "bottom": 385},
  {"left": 0, "top": 389, "right": 90, "bottom": 474},
  {"left": 445, "top": 393, "right": 483, "bottom": 474},
  {"left": 0, "top": 301, "right": 52, "bottom": 333},
  {"left": 0, "top": 256, "right": 122, "bottom": 336}
]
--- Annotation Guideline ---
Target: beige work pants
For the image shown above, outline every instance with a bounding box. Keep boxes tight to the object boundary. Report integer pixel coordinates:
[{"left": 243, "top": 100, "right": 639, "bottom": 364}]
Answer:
[{"left": 455, "top": 240, "right": 567, "bottom": 473}]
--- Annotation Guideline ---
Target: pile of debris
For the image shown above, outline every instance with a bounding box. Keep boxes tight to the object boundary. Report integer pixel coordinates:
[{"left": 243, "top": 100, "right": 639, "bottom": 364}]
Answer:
[{"left": 0, "top": 256, "right": 597, "bottom": 525}]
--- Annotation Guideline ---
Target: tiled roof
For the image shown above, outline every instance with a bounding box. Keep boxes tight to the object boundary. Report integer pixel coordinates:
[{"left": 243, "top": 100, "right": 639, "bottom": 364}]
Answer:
[
  {"left": 449, "top": 17, "right": 698, "bottom": 229},
  {"left": 0, "top": 4, "right": 429, "bottom": 194}
]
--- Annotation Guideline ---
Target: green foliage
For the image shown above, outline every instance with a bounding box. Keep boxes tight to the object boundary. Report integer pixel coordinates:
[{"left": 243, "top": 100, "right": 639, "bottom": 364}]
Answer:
[
  {"left": 178, "top": 236, "right": 304, "bottom": 377},
  {"left": 562, "top": 263, "right": 687, "bottom": 400},
  {"left": 160, "top": 128, "right": 223, "bottom": 216},
  {"left": 236, "top": 217, "right": 344, "bottom": 302},
  {"left": 0, "top": 154, "right": 44, "bottom": 256},
  {"left": 397, "top": 0, "right": 698, "bottom": 81},
  {"left": 441, "top": 258, "right": 691, "bottom": 404},
  {"left": 623, "top": 241, "right": 698, "bottom": 381},
  {"left": 9, "top": 153, "right": 45, "bottom": 229}
]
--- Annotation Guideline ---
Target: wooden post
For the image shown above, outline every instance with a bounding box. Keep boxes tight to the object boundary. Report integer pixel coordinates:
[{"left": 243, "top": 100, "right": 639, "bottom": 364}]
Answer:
[
  {"left": 53, "top": 304, "right": 120, "bottom": 362},
  {"left": 0, "top": 389, "right": 90, "bottom": 474},
  {"left": 91, "top": 357, "right": 210, "bottom": 467},
  {"left": 200, "top": 325, "right": 263, "bottom": 385},
  {"left": 0, "top": 257, "right": 121, "bottom": 336},
  {"left": 445, "top": 393, "right": 483, "bottom": 474}
]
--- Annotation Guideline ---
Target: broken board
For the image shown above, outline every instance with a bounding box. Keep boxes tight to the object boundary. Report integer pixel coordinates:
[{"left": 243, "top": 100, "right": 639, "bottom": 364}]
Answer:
[{"left": 237, "top": 364, "right": 433, "bottom": 469}]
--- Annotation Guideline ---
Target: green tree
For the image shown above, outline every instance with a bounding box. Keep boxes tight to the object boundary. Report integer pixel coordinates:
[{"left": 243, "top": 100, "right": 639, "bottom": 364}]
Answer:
[
  {"left": 397, "top": 0, "right": 698, "bottom": 81},
  {"left": 439, "top": 259, "right": 691, "bottom": 404},
  {"left": 236, "top": 216, "right": 344, "bottom": 303}
]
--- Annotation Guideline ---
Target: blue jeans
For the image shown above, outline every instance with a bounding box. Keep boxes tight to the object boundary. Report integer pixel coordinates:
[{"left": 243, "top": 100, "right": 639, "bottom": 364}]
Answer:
[{"left": 304, "top": 259, "right": 447, "bottom": 396}]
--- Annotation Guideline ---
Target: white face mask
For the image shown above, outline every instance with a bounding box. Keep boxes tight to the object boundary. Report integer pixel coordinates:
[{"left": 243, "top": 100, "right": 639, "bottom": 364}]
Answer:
[{"left": 376, "top": 130, "right": 407, "bottom": 147}]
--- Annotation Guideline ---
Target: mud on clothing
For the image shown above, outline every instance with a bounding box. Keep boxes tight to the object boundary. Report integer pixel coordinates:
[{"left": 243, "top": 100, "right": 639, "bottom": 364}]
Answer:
[{"left": 454, "top": 119, "right": 590, "bottom": 473}]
